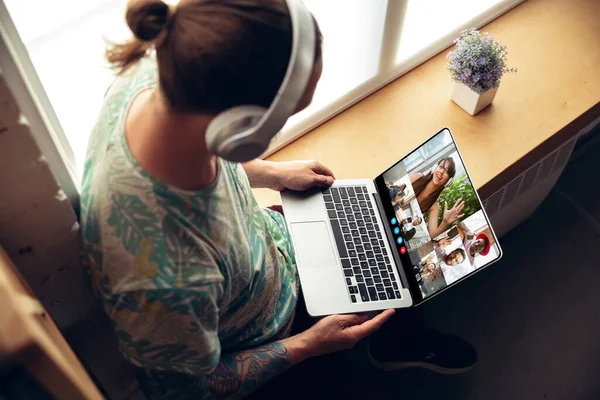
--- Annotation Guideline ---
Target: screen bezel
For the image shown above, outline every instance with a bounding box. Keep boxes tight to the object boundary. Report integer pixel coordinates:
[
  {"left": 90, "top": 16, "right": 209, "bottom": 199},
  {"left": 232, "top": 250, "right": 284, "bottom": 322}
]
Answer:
[{"left": 374, "top": 127, "right": 503, "bottom": 305}]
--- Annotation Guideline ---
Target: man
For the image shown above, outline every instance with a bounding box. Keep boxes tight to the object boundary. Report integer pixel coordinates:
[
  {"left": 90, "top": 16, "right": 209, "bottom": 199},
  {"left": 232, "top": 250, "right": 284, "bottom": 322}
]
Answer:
[
  {"left": 401, "top": 216, "right": 423, "bottom": 232},
  {"left": 435, "top": 247, "right": 471, "bottom": 286},
  {"left": 418, "top": 262, "right": 437, "bottom": 279},
  {"left": 432, "top": 236, "right": 465, "bottom": 265},
  {"left": 457, "top": 221, "right": 491, "bottom": 264},
  {"left": 433, "top": 223, "right": 490, "bottom": 266},
  {"left": 444, "top": 248, "right": 466, "bottom": 266},
  {"left": 388, "top": 182, "right": 408, "bottom": 213},
  {"left": 400, "top": 215, "right": 423, "bottom": 241},
  {"left": 387, "top": 182, "right": 406, "bottom": 200}
]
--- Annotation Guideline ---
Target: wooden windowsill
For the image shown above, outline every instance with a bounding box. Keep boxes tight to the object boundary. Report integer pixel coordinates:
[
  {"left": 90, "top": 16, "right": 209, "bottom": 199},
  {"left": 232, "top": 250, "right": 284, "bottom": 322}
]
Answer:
[{"left": 253, "top": 0, "right": 600, "bottom": 206}]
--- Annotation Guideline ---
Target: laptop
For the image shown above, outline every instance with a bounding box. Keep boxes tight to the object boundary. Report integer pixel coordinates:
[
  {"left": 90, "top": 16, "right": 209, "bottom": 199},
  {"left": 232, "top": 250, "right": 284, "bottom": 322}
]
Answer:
[{"left": 281, "top": 127, "right": 503, "bottom": 316}]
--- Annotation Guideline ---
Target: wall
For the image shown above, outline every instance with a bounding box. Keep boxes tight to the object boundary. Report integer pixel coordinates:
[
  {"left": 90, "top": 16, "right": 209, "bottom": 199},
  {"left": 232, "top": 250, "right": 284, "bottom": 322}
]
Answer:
[
  {"left": 1, "top": 67, "right": 144, "bottom": 400},
  {"left": 0, "top": 72, "right": 95, "bottom": 330}
]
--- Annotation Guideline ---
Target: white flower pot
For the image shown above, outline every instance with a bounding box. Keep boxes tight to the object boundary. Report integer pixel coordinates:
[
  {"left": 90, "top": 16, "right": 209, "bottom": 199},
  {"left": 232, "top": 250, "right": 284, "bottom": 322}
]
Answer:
[{"left": 450, "top": 82, "right": 498, "bottom": 116}]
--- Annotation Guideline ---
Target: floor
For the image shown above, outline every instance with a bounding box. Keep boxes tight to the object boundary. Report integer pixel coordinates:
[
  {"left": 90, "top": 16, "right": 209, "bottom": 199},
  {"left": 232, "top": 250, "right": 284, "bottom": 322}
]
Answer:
[{"left": 250, "top": 133, "right": 600, "bottom": 400}]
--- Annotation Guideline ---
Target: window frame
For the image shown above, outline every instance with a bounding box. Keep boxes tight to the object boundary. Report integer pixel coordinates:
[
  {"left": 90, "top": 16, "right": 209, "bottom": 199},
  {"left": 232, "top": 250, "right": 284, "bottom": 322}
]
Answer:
[
  {"left": 262, "top": 0, "right": 526, "bottom": 158},
  {"left": 0, "top": 0, "right": 526, "bottom": 206},
  {"left": 0, "top": 1, "right": 80, "bottom": 206}
]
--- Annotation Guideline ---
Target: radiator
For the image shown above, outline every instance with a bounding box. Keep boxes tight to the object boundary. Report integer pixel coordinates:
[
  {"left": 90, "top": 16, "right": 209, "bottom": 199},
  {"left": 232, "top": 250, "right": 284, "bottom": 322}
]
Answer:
[{"left": 484, "top": 118, "right": 600, "bottom": 237}]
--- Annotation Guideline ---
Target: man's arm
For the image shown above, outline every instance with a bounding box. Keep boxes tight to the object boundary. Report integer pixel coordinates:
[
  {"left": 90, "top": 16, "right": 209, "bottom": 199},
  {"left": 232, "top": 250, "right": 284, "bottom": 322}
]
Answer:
[
  {"left": 432, "top": 236, "right": 452, "bottom": 249},
  {"left": 119, "top": 293, "right": 393, "bottom": 399},
  {"left": 200, "top": 336, "right": 309, "bottom": 400},
  {"left": 457, "top": 221, "right": 474, "bottom": 238},
  {"left": 242, "top": 159, "right": 279, "bottom": 189},
  {"left": 242, "top": 159, "right": 334, "bottom": 191},
  {"left": 197, "top": 312, "right": 395, "bottom": 399}
]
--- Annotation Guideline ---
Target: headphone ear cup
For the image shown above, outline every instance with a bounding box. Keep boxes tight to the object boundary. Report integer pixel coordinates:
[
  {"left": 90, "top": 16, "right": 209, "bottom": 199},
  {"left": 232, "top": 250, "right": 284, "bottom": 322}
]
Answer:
[
  {"left": 206, "top": 105, "right": 267, "bottom": 160},
  {"left": 205, "top": 0, "right": 316, "bottom": 162}
]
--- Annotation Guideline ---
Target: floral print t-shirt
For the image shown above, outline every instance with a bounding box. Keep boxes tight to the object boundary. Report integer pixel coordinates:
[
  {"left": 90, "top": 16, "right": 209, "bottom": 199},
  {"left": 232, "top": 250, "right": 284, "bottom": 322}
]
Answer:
[{"left": 79, "top": 56, "right": 298, "bottom": 390}]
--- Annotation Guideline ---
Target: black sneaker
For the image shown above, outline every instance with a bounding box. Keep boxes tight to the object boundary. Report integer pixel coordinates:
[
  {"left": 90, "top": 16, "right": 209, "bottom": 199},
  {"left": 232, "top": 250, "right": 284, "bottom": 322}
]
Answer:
[{"left": 368, "top": 329, "right": 477, "bottom": 374}]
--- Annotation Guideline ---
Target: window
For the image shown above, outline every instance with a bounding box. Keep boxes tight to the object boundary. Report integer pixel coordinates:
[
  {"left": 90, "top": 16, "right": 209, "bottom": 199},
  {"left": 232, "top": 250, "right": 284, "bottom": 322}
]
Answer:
[
  {"left": 404, "top": 132, "right": 453, "bottom": 171},
  {"left": 272, "top": 0, "right": 526, "bottom": 155},
  {"left": 2, "top": 0, "right": 525, "bottom": 180}
]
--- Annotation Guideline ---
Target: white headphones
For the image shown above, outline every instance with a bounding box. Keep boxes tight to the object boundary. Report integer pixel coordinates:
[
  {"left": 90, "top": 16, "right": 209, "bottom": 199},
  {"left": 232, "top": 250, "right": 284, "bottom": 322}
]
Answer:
[
  {"left": 431, "top": 159, "right": 455, "bottom": 188},
  {"left": 205, "top": 0, "right": 316, "bottom": 162}
]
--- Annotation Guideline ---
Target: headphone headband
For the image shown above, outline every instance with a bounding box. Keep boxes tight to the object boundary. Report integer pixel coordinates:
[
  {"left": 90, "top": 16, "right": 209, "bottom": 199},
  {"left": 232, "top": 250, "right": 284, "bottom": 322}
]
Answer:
[{"left": 206, "top": 0, "right": 316, "bottom": 162}]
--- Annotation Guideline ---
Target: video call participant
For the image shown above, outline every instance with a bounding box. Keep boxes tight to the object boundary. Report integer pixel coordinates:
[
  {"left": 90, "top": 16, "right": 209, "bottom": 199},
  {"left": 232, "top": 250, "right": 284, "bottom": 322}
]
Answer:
[
  {"left": 432, "top": 237, "right": 468, "bottom": 266},
  {"left": 400, "top": 215, "right": 423, "bottom": 241},
  {"left": 419, "top": 262, "right": 437, "bottom": 279},
  {"left": 457, "top": 222, "right": 491, "bottom": 264},
  {"left": 439, "top": 248, "right": 473, "bottom": 286},
  {"left": 388, "top": 183, "right": 407, "bottom": 212},
  {"left": 387, "top": 182, "right": 406, "bottom": 200},
  {"left": 401, "top": 216, "right": 423, "bottom": 230},
  {"left": 444, "top": 248, "right": 467, "bottom": 266},
  {"left": 409, "top": 157, "right": 465, "bottom": 238}
]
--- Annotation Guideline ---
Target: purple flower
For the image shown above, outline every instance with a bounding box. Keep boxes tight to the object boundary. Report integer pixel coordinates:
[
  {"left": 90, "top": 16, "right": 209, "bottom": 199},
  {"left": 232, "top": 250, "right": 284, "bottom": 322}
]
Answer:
[{"left": 446, "top": 28, "right": 516, "bottom": 93}]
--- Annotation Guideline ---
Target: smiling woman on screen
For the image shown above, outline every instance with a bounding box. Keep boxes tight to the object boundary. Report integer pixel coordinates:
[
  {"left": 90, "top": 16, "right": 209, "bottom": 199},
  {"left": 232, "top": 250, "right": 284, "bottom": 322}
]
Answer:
[{"left": 410, "top": 157, "right": 464, "bottom": 238}]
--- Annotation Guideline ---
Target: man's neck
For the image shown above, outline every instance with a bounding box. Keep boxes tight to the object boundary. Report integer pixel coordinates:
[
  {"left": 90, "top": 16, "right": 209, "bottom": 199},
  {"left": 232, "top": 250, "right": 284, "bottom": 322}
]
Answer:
[{"left": 125, "top": 89, "right": 219, "bottom": 191}]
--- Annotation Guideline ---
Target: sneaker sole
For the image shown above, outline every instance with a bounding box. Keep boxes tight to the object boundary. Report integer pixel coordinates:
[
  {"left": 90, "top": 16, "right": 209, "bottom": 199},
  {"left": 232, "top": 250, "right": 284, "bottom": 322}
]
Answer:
[{"left": 367, "top": 347, "right": 475, "bottom": 375}]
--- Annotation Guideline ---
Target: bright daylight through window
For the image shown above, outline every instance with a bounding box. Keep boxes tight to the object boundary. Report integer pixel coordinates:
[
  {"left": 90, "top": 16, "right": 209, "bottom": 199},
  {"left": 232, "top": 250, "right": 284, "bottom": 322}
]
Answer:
[{"left": 3, "top": 0, "right": 524, "bottom": 180}]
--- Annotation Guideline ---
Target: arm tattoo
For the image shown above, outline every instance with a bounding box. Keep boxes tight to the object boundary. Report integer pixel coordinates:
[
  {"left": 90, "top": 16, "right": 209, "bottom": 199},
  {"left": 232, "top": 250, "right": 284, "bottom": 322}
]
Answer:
[{"left": 202, "top": 342, "right": 291, "bottom": 400}]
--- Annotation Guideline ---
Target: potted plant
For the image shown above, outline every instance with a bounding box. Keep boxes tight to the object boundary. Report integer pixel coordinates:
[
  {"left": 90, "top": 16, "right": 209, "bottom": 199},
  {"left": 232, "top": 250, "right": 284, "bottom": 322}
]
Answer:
[{"left": 447, "top": 29, "right": 516, "bottom": 115}]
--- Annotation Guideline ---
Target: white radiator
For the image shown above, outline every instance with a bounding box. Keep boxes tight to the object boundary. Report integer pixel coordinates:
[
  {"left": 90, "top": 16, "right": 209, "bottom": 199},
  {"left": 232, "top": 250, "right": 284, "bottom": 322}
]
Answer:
[{"left": 484, "top": 118, "right": 600, "bottom": 237}]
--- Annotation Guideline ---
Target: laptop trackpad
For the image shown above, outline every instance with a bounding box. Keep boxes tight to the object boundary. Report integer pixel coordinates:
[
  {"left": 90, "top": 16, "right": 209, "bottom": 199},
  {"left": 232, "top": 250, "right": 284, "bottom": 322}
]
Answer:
[{"left": 291, "top": 222, "right": 336, "bottom": 268}]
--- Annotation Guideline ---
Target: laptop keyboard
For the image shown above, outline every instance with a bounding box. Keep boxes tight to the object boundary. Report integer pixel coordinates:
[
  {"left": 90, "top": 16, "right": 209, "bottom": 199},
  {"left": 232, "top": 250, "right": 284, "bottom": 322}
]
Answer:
[{"left": 323, "top": 186, "right": 402, "bottom": 303}]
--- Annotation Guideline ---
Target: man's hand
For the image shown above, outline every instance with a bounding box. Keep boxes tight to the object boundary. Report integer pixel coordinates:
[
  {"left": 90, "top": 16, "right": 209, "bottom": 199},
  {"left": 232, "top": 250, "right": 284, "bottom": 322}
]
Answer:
[
  {"left": 271, "top": 160, "right": 335, "bottom": 191},
  {"left": 285, "top": 310, "right": 395, "bottom": 362},
  {"left": 434, "top": 237, "right": 453, "bottom": 248},
  {"left": 457, "top": 221, "right": 474, "bottom": 239},
  {"left": 242, "top": 159, "right": 335, "bottom": 191}
]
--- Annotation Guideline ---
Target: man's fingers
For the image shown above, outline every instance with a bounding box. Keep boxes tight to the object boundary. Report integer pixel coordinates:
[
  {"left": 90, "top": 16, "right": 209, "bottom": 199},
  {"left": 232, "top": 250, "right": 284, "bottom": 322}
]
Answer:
[
  {"left": 353, "top": 309, "right": 395, "bottom": 338},
  {"left": 312, "top": 174, "right": 334, "bottom": 187},
  {"left": 310, "top": 161, "right": 336, "bottom": 179},
  {"left": 457, "top": 213, "right": 465, "bottom": 219},
  {"left": 305, "top": 174, "right": 334, "bottom": 189},
  {"left": 339, "top": 313, "right": 370, "bottom": 326}
]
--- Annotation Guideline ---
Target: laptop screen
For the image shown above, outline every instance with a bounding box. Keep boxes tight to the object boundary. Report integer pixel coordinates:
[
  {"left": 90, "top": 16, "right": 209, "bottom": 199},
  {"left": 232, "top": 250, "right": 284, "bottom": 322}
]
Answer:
[{"left": 374, "top": 128, "right": 502, "bottom": 303}]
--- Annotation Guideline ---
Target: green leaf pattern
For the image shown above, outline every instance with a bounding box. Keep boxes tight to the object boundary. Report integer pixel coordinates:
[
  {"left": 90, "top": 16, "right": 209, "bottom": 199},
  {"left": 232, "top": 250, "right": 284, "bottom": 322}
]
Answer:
[{"left": 79, "top": 56, "right": 298, "bottom": 384}]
